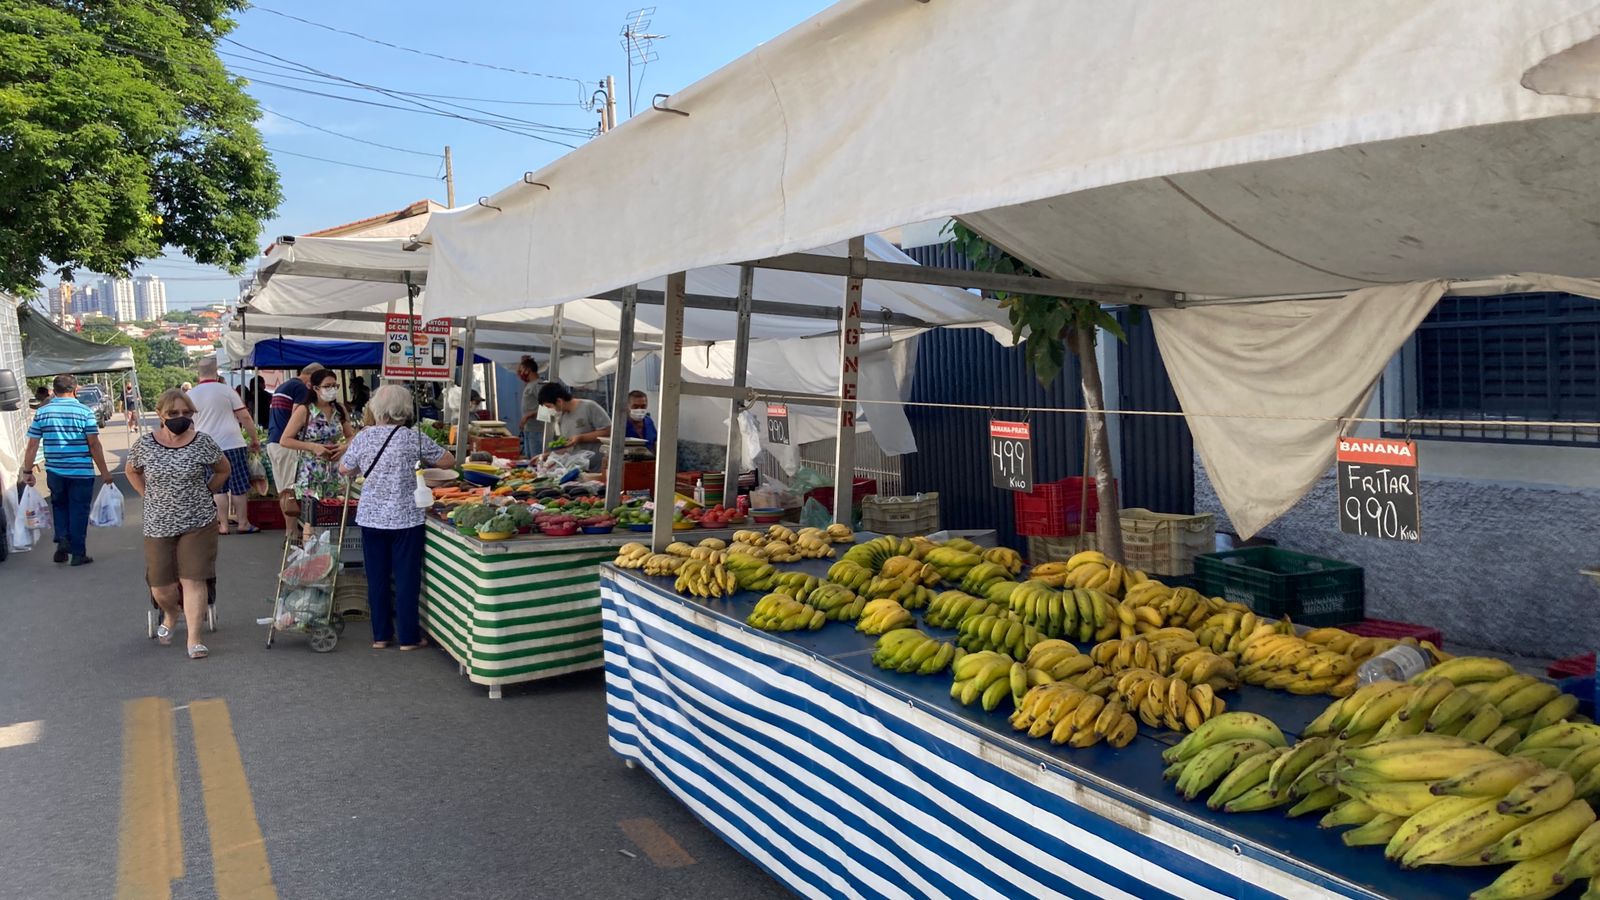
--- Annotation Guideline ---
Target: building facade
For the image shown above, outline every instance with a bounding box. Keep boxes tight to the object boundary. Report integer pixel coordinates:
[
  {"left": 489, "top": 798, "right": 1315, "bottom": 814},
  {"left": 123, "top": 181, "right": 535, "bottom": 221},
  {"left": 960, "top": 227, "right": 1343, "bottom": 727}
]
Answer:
[
  {"left": 133, "top": 274, "right": 167, "bottom": 321},
  {"left": 46, "top": 281, "right": 73, "bottom": 324},
  {"left": 102, "top": 278, "right": 136, "bottom": 322}
]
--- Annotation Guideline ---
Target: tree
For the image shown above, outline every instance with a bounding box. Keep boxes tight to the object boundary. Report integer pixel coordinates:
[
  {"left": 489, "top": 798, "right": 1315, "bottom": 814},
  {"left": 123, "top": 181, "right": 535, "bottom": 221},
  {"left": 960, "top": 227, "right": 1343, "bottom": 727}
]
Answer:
[
  {"left": 75, "top": 325, "right": 196, "bottom": 407},
  {"left": 947, "top": 222, "right": 1127, "bottom": 563},
  {"left": 0, "top": 1, "right": 281, "bottom": 294},
  {"left": 146, "top": 335, "right": 188, "bottom": 368}
]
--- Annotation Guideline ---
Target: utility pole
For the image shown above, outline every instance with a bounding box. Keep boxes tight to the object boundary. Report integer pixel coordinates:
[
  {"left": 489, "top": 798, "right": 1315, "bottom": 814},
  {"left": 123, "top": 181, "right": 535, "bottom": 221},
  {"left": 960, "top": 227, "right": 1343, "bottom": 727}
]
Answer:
[
  {"left": 604, "top": 75, "right": 618, "bottom": 132},
  {"left": 443, "top": 145, "right": 455, "bottom": 208}
]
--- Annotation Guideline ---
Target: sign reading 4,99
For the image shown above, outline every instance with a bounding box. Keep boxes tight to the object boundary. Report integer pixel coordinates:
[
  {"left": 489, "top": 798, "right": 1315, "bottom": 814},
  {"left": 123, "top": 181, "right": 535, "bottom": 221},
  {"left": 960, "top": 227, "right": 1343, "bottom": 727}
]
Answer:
[
  {"left": 989, "top": 420, "right": 1033, "bottom": 492},
  {"left": 1336, "top": 438, "right": 1420, "bottom": 542}
]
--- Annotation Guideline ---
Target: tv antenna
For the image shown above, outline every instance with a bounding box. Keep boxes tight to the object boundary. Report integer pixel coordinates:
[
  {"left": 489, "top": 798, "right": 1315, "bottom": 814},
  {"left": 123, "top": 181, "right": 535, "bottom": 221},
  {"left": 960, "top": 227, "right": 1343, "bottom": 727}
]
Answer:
[{"left": 620, "top": 7, "right": 666, "bottom": 118}]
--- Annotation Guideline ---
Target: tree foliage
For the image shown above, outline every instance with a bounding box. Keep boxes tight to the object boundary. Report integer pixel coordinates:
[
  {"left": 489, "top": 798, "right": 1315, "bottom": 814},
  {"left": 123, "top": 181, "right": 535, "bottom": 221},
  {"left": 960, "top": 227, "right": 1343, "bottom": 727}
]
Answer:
[
  {"left": 79, "top": 322, "right": 197, "bottom": 403},
  {"left": 945, "top": 221, "right": 1127, "bottom": 386},
  {"left": 0, "top": 1, "right": 281, "bottom": 294}
]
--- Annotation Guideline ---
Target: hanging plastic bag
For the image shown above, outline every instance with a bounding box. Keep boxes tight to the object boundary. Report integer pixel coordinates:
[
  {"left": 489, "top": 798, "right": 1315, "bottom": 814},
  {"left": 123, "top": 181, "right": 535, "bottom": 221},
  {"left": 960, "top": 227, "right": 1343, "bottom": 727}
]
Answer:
[
  {"left": 246, "top": 453, "right": 269, "bottom": 497},
  {"left": 799, "top": 496, "right": 832, "bottom": 530},
  {"left": 5, "top": 487, "right": 31, "bottom": 553},
  {"left": 19, "top": 485, "right": 50, "bottom": 533},
  {"left": 89, "top": 483, "right": 125, "bottom": 528}
]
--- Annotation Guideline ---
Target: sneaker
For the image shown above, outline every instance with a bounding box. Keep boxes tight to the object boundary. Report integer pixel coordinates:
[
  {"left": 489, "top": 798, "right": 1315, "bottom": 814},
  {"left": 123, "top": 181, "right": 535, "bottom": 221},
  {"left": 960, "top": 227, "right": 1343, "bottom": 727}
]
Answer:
[
  {"left": 69, "top": 555, "right": 94, "bottom": 567},
  {"left": 53, "top": 543, "right": 68, "bottom": 564}
]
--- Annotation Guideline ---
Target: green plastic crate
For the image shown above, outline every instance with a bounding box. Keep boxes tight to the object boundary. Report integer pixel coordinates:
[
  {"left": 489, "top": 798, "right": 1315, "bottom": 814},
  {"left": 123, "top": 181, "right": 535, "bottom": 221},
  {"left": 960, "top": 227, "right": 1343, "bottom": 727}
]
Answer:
[{"left": 1195, "top": 547, "right": 1364, "bottom": 627}]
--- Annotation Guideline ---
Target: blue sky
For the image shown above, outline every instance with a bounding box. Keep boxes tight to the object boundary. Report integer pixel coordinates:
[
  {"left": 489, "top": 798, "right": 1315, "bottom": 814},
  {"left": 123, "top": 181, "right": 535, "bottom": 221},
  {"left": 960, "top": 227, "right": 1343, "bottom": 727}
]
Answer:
[{"left": 126, "top": 1, "right": 832, "bottom": 307}]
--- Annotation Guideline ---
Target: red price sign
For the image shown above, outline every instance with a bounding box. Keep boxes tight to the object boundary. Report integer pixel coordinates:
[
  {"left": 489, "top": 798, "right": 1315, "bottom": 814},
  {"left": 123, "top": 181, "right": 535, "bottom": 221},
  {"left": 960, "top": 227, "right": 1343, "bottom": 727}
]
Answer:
[
  {"left": 990, "top": 420, "right": 1032, "bottom": 492},
  {"left": 766, "top": 403, "right": 790, "bottom": 445}
]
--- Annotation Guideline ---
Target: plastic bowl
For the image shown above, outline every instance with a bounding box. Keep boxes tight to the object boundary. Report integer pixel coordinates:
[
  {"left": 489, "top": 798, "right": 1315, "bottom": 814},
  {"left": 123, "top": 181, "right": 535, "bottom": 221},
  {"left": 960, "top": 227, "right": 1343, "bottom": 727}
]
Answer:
[
  {"left": 752, "top": 512, "right": 783, "bottom": 524},
  {"left": 581, "top": 524, "right": 615, "bottom": 535},
  {"left": 462, "top": 470, "right": 501, "bottom": 487},
  {"left": 539, "top": 524, "right": 579, "bottom": 537},
  {"left": 627, "top": 523, "right": 653, "bottom": 532},
  {"left": 476, "top": 531, "right": 515, "bottom": 541},
  {"left": 750, "top": 507, "right": 783, "bottom": 515}
]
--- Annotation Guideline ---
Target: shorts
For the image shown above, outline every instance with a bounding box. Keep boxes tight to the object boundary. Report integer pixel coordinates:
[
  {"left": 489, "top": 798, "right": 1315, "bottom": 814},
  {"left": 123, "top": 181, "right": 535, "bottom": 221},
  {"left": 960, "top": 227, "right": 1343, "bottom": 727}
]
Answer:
[
  {"left": 144, "top": 525, "right": 219, "bottom": 586},
  {"left": 266, "top": 443, "right": 301, "bottom": 494},
  {"left": 221, "top": 447, "right": 252, "bottom": 496}
]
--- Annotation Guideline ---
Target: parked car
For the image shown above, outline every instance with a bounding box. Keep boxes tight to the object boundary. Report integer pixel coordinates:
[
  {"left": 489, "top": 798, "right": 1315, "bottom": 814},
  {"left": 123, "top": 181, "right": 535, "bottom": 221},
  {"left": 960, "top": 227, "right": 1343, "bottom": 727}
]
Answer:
[{"left": 74, "top": 383, "right": 113, "bottom": 426}]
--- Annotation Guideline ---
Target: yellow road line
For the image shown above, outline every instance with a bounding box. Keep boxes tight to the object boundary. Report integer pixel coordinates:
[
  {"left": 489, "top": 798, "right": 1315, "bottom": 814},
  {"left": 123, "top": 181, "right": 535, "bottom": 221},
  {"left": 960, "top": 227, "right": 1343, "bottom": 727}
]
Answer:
[
  {"left": 190, "top": 699, "right": 278, "bottom": 900},
  {"left": 0, "top": 720, "right": 42, "bottom": 750},
  {"left": 618, "top": 817, "right": 697, "bottom": 869},
  {"left": 116, "top": 698, "right": 182, "bottom": 900}
]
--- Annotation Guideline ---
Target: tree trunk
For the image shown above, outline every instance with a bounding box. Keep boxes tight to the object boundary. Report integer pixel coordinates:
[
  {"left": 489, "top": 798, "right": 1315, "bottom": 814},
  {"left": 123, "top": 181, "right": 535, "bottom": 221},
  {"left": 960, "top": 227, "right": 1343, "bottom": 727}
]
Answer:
[{"left": 1072, "top": 328, "right": 1125, "bottom": 563}]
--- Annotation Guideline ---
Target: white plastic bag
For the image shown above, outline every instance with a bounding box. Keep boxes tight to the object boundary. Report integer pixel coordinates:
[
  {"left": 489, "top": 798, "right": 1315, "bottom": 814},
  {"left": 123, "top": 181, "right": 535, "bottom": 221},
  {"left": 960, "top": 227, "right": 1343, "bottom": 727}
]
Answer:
[
  {"left": 5, "top": 487, "right": 31, "bottom": 553},
  {"left": 19, "top": 485, "right": 50, "bottom": 533},
  {"left": 89, "top": 483, "right": 125, "bottom": 528}
]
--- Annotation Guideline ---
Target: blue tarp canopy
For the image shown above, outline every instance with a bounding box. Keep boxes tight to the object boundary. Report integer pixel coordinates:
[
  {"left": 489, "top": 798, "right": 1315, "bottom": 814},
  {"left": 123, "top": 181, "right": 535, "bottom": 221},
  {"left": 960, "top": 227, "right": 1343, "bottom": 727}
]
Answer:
[{"left": 243, "top": 338, "right": 488, "bottom": 370}]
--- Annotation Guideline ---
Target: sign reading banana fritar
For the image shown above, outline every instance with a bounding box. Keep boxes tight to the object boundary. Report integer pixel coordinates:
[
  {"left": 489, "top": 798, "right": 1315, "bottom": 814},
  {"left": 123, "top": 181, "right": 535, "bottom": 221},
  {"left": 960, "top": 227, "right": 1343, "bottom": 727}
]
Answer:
[{"left": 1336, "top": 438, "right": 1420, "bottom": 541}]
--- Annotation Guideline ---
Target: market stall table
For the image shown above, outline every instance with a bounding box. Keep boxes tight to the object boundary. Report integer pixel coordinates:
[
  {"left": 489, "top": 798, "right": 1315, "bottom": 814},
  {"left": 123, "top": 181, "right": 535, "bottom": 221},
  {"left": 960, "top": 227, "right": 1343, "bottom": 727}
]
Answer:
[
  {"left": 423, "top": 519, "right": 739, "bottom": 698},
  {"left": 599, "top": 544, "right": 1489, "bottom": 900}
]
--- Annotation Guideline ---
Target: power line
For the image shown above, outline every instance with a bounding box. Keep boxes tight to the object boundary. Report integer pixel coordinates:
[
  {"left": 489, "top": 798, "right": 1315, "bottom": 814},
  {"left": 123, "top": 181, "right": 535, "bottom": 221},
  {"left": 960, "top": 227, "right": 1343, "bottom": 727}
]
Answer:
[
  {"left": 266, "top": 146, "right": 442, "bottom": 180},
  {"left": 257, "top": 106, "right": 441, "bottom": 158},
  {"left": 225, "top": 62, "right": 586, "bottom": 107},
  {"left": 249, "top": 6, "right": 591, "bottom": 94}
]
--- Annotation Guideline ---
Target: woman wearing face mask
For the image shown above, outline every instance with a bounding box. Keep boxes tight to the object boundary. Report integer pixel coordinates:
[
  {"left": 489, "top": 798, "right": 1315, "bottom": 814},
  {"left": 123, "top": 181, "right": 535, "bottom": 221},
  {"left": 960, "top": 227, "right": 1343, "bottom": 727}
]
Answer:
[
  {"left": 536, "top": 382, "right": 610, "bottom": 472},
  {"left": 280, "top": 369, "right": 356, "bottom": 542},
  {"left": 624, "top": 390, "right": 657, "bottom": 454},
  {"left": 127, "top": 389, "right": 230, "bottom": 659}
]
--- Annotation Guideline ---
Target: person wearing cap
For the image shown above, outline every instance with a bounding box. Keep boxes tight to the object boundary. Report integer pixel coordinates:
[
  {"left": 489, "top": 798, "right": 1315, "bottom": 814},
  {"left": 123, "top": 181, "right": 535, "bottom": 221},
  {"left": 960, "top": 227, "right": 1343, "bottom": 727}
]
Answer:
[{"left": 265, "top": 363, "right": 325, "bottom": 537}]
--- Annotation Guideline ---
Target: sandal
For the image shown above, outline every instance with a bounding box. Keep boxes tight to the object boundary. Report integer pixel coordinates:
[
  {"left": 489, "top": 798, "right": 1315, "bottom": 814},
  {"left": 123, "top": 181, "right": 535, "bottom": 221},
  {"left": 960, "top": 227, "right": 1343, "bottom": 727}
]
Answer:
[
  {"left": 371, "top": 641, "right": 390, "bottom": 649},
  {"left": 236, "top": 525, "right": 261, "bottom": 535},
  {"left": 398, "top": 638, "right": 429, "bottom": 651},
  {"left": 188, "top": 644, "right": 209, "bottom": 659},
  {"left": 156, "top": 623, "right": 173, "bottom": 646}
]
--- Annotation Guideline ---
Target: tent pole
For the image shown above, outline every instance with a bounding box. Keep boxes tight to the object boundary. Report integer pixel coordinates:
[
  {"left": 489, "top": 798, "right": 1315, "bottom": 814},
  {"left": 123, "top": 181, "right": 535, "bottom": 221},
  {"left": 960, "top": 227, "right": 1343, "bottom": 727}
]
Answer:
[
  {"left": 832, "top": 237, "right": 865, "bottom": 526},
  {"left": 454, "top": 317, "right": 478, "bottom": 463},
  {"left": 543, "top": 304, "right": 565, "bottom": 449},
  {"left": 604, "top": 285, "right": 638, "bottom": 510},
  {"left": 723, "top": 264, "right": 754, "bottom": 506},
  {"left": 650, "top": 273, "right": 687, "bottom": 552}
]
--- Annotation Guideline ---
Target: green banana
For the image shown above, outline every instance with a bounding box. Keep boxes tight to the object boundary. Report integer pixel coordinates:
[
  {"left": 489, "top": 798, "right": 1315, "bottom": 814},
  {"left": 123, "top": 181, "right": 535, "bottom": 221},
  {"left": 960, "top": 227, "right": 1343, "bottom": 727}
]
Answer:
[
  {"left": 1403, "top": 801, "right": 1526, "bottom": 868},
  {"left": 1555, "top": 820, "right": 1600, "bottom": 884},
  {"left": 1162, "top": 712, "right": 1287, "bottom": 764},
  {"left": 1320, "top": 798, "right": 1380, "bottom": 829},
  {"left": 1344, "top": 683, "right": 1417, "bottom": 737},
  {"left": 1208, "top": 747, "right": 1287, "bottom": 811},
  {"left": 1342, "top": 813, "right": 1404, "bottom": 847},
  {"left": 1426, "top": 687, "right": 1483, "bottom": 732},
  {"left": 1425, "top": 656, "right": 1515, "bottom": 686},
  {"left": 1302, "top": 696, "right": 1346, "bottom": 738},
  {"left": 1484, "top": 725, "right": 1523, "bottom": 754},
  {"left": 1514, "top": 721, "right": 1600, "bottom": 753},
  {"left": 1348, "top": 744, "right": 1504, "bottom": 782},
  {"left": 1481, "top": 798, "right": 1595, "bottom": 864},
  {"left": 1386, "top": 795, "right": 1493, "bottom": 862},
  {"left": 1222, "top": 781, "right": 1293, "bottom": 813},
  {"left": 1500, "top": 682, "right": 1563, "bottom": 721},
  {"left": 1179, "top": 739, "right": 1276, "bottom": 802},
  {"left": 1431, "top": 757, "right": 1546, "bottom": 798},
  {"left": 1266, "top": 736, "right": 1335, "bottom": 796},
  {"left": 1400, "top": 677, "right": 1456, "bottom": 722},
  {"left": 1479, "top": 674, "right": 1541, "bottom": 708},
  {"left": 1286, "top": 785, "right": 1340, "bottom": 817},
  {"left": 1343, "top": 780, "right": 1448, "bottom": 818},
  {"left": 1455, "top": 703, "right": 1505, "bottom": 744},
  {"left": 1466, "top": 845, "right": 1570, "bottom": 900},
  {"left": 1529, "top": 693, "right": 1582, "bottom": 734}
]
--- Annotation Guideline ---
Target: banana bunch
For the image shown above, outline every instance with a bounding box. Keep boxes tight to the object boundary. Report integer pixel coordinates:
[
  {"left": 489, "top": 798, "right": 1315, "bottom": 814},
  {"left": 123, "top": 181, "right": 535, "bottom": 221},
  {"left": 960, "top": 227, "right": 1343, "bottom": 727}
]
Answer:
[
  {"left": 804, "top": 583, "right": 867, "bottom": 622},
  {"left": 956, "top": 612, "right": 1042, "bottom": 661},
  {"left": 825, "top": 523, "right": 855, "bottom": 544},
  {"left": 763, "top": 541, "right": 803, "bottom": 563},
  {"left": 856, "top": 598, "right": 915, "bottom": 635},
  {"left": 698, "top": 537, "right": 728, "bottom": 551},
  {"left": 687, "top": 546, "right": 727, "bottom": 564},
  {"left": 1513, "top": 723, "right": 1600, "bottom": 797},
  {"left": 826, "top": 560, "right": 875, "bottom": 592},
  {"left": 722, "top": 553, "right": 779, "bottom": 592},
  {"left": 1091, "top": 636, "right": 1240, "bottom": 691},
  {"left": 746, "top": 594, "right": 826, "bottom": 631},
  {"left": 664, "top": 541, "right": 696, "bottom": 558},
  {"left": 792, "top": 531, "right": 838, "bottom": 560},
  {"left": 674, "top": 559, "right": 737, "bottom": 599},
  {"left": 766, "top": 524, "right": 798, "bottom": 544},
  {"left": 1122, "top": 582, "right": 1235, "bottom": 633},
  {"left": 1011, "top": 685, "right": 1139, "bottom": 748},
  {"left": 613, "top": 543, "right": 653, "bottom": 569},
  {"left": 924, "top": 546, "right": 983, "bottom": 583},
  {"left": 642, "top": 554, "right": 686, "bottom": 576},
  {"left": 960, "top": 561, "right": 1014, "bottom": 596},
  {"left": 727, "top": 541, "right": 769, "bottom": 561},
  {"left": 1300, "top": 628, "right": 1448, "bottom": 667},
  {"left": 859, "top": 575, "right": 937, "bottom": 610},
  {"left": 841, "top": 536, "right": 918, "bottom": 572},
  {"left": 1237, "top": 628, "right": 1359, "bottom": 697},
  {"left": 1031, "top": 550, "right": 1143, "bottom": 599},
  {"left": 1113, "top": 668, "right": 1230, "bottom": 732},
  {"left": 923, "top": 590, "right": 1007, "bottom": 629},
  {"left": 881, "top": 555, "right": 941, "bottom": 587},
  {"left": 770, "top": 572, "right": 820, "bottom": 603},
  {"left": 1023, "top": 639, "right": 1105, "bottom": 685},
  {"left": 871, "top": 628, "right": 958, "bottom": 675},
  {"left": 981, "top": 546, "right": 1023, "bottom": 577},
  {"left": 1026, "top": 561, "right": 1072, "bottom": 588},
  {"left": 1008, "top": 581, "right": 1120, "bottom": 643},
  {"left": 1161, "top": 713, "right": 1290, "bottom": 811},
  {"left": 949, "top": 650, "right": 1022, "bottom": 712},
  {"left": 940, "top": 536, "right": 985, "bottom": 555},
  {"left": 731, "top": 530, "right": 769, "bottom": 547},
  {"left": 1193, "top": 608, "right": 1269, "bottom": 656}
]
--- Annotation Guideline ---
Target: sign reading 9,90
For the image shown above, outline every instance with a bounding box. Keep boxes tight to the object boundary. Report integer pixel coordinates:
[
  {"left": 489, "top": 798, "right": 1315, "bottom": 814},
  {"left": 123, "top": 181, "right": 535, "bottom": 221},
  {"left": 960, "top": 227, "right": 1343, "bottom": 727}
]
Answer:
[
  {"left": 765, "top": 403, "right": 790, "bottom": 445},
  {"left": 989, "top": 420, "right": 1033, "bottom": 492},
  {"left": 1336, "top": 438, "right": 1420, "bottom": 542}
]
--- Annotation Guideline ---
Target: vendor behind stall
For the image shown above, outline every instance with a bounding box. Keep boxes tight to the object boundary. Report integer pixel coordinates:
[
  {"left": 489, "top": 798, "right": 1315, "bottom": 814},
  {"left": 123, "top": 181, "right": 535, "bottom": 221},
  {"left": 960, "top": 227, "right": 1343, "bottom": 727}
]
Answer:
[
  {"left": 537, "top": 382, "right": 610, "bottom": 472},
  {"left": 624, "top": 391, "right": 657, "bottom": 454}
]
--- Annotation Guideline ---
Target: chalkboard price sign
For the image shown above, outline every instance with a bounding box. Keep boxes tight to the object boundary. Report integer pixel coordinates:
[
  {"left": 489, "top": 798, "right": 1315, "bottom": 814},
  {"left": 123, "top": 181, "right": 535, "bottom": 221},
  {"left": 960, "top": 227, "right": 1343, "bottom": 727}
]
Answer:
[
  {"left": 990, "top": 420, "right": 1033, "bottom": 492},
  {"left": 1336, "top": 438, "right": 1420, "bottom": 542},
  {"left": 766, "top": 403, "right": 790, "bottom": 445}
]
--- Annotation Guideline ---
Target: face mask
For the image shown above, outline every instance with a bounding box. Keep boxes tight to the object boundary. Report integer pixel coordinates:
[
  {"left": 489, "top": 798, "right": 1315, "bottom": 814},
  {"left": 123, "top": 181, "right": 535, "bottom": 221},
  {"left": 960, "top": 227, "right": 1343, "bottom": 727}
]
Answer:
[
  {"left": 319, "top": 388, "right": 339, "bottom": 402},
  {"left": 165, "top": 416, "right": 193, "bottom": 435},
  {"left": 536, "top": 406, "right": 556, "bottom": 423},
  {"left": 629, "top": 409, "right": 647, "bottom": 421}
]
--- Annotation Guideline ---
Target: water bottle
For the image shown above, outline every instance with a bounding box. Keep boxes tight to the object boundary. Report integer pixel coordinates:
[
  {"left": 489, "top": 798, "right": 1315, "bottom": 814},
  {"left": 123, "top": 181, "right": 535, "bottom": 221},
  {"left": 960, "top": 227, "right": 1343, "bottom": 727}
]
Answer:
[
  {"left": 1356, "top": 644, "right": 1432, "bottom": 685},
  {"left": 413, "top": 470, "right": 434, "bottom": 509}
]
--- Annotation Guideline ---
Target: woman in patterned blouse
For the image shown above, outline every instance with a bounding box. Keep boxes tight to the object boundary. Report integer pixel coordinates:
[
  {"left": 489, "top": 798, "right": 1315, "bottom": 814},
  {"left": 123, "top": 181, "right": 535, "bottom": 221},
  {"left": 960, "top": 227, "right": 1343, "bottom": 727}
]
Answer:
[
  {"left": 338, "top": 384, "right": 454, "bottom": 650},
  {"left": 279, "top": 369, "right": 356, "bottom": 543}
]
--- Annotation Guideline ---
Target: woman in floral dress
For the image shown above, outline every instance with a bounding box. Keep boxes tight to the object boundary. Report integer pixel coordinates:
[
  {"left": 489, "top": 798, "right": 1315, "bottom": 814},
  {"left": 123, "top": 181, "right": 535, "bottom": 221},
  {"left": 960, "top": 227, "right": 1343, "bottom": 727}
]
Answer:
[{"left": 279, "top": 369, "right": 355, "bottom": 541}]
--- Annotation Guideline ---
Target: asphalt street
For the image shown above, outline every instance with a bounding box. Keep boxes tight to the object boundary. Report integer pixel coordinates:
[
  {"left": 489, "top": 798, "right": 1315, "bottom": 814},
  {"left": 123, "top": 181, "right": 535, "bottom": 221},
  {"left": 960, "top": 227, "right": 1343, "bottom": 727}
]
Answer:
[{"left": 0, "top": 422, "right": 791, "bottom": 900}]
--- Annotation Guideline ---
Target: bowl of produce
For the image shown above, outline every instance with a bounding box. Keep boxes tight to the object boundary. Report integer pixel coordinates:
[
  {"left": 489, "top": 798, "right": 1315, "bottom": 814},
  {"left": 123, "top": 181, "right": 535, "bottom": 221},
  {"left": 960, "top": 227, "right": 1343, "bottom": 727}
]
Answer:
[
  {"left": 475, "top": 511, "right": 519, "bottom": 542},
  {"left": 579, "top": 515, "right": 616, "bottom": 535},
  {"left": 628, "top": 523, "right": 653, "bottom": 532},
  {"left": 751, "top": 506, "right": 784, "bottom": 524},
  {"left": 535, "top": 512, "right": 579, "bottom": 536}
]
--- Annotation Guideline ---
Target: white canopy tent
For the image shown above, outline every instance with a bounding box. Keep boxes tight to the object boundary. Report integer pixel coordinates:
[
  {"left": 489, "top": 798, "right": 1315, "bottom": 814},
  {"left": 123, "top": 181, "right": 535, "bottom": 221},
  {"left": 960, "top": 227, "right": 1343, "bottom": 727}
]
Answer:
[{"left": 419, "top": 0, "right": 1600, "bottom": 540}]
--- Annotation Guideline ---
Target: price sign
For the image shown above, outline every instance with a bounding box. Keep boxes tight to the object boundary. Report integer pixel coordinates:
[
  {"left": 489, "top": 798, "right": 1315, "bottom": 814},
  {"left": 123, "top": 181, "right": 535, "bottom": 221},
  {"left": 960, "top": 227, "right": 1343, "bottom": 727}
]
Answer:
[
  {"left": 989, "top": 420, "right": 1033, "bottom": 492},
  {"left": 1336, "top": 438, "right": 1420, "bottom": 542},
  {"left": 766, "top": 403, "right": 790, "bottom": 445},
  {"left": 381, "top": 313, "right": 455, "bottom": 382}
]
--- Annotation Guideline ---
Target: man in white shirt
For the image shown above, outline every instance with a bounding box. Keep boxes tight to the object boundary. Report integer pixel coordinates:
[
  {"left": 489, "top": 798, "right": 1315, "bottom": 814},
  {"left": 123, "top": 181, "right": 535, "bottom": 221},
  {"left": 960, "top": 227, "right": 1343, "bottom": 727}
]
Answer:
[{"left": 188, "top": 357, "right": 263, "bottom": 534}]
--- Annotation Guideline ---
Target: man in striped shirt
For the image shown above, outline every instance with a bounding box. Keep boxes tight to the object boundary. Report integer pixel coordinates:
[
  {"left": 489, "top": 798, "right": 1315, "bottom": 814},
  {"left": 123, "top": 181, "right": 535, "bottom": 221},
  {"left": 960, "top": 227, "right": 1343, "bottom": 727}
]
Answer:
[{"left": 20, "top": 375, "right": 115, "bottom": 565}]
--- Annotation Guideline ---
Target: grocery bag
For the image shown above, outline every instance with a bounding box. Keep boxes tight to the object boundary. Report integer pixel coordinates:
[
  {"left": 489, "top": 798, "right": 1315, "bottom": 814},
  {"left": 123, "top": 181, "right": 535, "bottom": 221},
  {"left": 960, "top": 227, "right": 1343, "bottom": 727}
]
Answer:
[
  {"left": 19, "top": 485, "right": 50, "bottom": 533},
  {"left": 280, "top": 530, "right": 339, "bottom": 588},
  {"left": 89, "top": 483, "right": 125, "bottom": 528},
  {"left": 4, "top": 487, "right": 30, "bottom": 553}
]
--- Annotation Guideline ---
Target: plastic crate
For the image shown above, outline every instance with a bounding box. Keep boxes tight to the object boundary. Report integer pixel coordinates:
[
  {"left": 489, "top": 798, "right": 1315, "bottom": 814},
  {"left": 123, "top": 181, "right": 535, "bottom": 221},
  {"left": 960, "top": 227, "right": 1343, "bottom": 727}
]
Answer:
[
  {"left": 1119, "top": 509, "right": 1215, "bottom": 576},
  {"left": 1549, "top": 653, "right": 1596, "bottom": 679},
  {"left": 861, "top": 493, "right": 940, "bottom": 536},
  {"left": 1013, "top": 478, "right": 1109, "bottom": 537},
  {"left": 805, "top": 478, "right": 878, "bottom": 512},
  {"left": 1195, "top": 547, "right": 1364, "bottom": 628},
  {"left": 1558, "top": 676, "right": 1597, "bottom": 719},
  {"left": 1344, "top": 619, "right": 1444, "bottom": 649},
  {"left": 247, "top": 498, "right": 285, "bottom": 531},
  {"left": 472, "top": 436, "right": 522, "bottom": 458},
  {"left": 1027, "top": 533, "right": 1098, "bottom": 564}
]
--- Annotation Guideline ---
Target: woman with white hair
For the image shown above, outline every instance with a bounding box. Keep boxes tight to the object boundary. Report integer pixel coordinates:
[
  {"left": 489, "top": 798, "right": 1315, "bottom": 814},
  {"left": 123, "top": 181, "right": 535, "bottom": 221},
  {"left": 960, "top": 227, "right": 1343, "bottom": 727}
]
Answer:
[{"left": 338, "top": 384, "right": 455, "bottom": 650}]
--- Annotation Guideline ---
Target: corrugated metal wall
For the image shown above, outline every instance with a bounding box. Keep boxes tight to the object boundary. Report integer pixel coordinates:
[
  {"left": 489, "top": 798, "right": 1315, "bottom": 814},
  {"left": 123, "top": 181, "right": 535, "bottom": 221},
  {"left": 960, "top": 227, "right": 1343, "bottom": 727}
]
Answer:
[{"left": 1117, "top": 311, "right": 1194, "bottom": 514}]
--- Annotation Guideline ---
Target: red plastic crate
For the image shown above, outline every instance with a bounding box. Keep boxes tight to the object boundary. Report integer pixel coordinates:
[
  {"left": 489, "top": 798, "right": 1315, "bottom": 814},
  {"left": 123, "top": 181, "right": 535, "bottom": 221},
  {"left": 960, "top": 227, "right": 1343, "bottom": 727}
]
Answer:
[
  {"left": 805, "top": 478, "right": 878, "bottom": 511},
  {"left": 1549, "top": 652, "right": 1596, "bottom": 679},
  {"left": 246, "top": 497, "right": 285, "bottom": 531},
  {"left": 1014, "top": 477, "right": 1110, "bottom": 537},
  {"left": 1343, "top": 618, "right": 1443, "bottom": 648}
]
